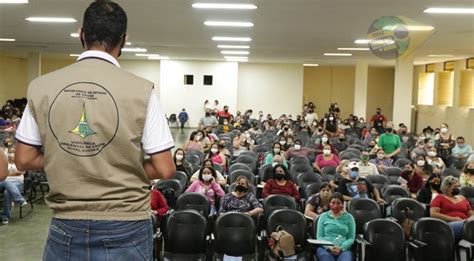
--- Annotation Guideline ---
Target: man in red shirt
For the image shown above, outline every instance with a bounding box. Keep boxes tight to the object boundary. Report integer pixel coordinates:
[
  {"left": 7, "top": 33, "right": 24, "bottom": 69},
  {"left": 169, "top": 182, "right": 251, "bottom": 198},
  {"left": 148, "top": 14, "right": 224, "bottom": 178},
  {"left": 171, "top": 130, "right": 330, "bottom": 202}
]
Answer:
[
  {"left": 369, "top": 108, "right": 388, "bottom": 133},
  {"left": 216, "top": 105, "right": 232, "bottom": 124}
]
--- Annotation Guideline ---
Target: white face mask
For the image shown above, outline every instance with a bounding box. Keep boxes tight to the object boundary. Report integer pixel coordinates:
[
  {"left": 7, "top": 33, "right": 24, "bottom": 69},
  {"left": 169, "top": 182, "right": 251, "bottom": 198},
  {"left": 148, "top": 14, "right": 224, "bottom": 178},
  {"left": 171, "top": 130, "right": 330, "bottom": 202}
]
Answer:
[
  {"left": 202, "top": 174, "right": 213, "bottom": 181},
  {"left": 418, "top": 144, "right": 425, "bottom": 149},
  {"left": 245, "top": 133, "right": 251, "bottom": 138},
  {"left": 440, "top": 127, "right": 448, "bottom": 134},
  {"left": 329, "top": 117, "right": 334, "bottom": 121},
  {"left": 322, "top": 137, "right": 328, "bottom": 143},
  {"left": 377, "top": 154, "right": 384, "bottom": 160},
  {"left": 428, "top": 151, "right": 437, "bottom": 157},
  {"left": 273, "top": 148, "right": 281, "bottom": 154},
  {"left": 176, "top": 154, "right": 184, "bottom": 161},
  {"left": 294, "top": 144, "right": 301, "bottom": 150},
  {"left": 323, "top": 149, "right": 331, "bottom": 155},
  {"left": 211, "top": 148, "right": 218, "bottom": 154},
  {"left": 279, "top": 141, "right": 286, "bottom": 145},
  {"left": 417, "top": 160, "right": 425, "bottom": 166}
]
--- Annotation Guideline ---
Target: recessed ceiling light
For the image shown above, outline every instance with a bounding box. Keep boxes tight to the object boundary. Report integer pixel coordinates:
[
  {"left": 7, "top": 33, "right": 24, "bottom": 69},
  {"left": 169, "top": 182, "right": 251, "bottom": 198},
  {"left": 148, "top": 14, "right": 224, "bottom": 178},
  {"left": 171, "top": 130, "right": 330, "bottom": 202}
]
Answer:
[
  {"left": 148, "top": 56, "right": 169, "bottom": 60},
  {"left": 354, "top": 39, "right": 395, "bottom": 45},
  {"left": 428, "top": 54, "right": 454, "bottom": 57},
  {"left": 69, "top": 54, "right": 80, "bottom": 57},
  {"left": 135, "top": 53, "right": 160, "bottom": 57},
  {"left": 224, "top": 56, "right": 248, "bottom": 59},
  {"left": 192, "top": 3, "right": 257, "bottom": 9},
  {"left": 204, "top": 21, "right": 254, "bottom": 27},
  {"left": 0, "top": 38, "right": 16, "bottom": 42},
  {"left": 303, "top": 64, "right": 319, "bottom": 67},
  {"left": 324, "top": 53, "right": 352, "bottom": 56},
  {"left": 337, "top": 47, "right": 370, "bottom": 51},
  {"left": 354, "top": 39, "right": 370, "bottom": 44},
  {"left": 383, "top": 25, "right": 434, "bottom": 31},
  {"left": 212, "top": 36, "right": 252, "bottom": 42},
  {"left": 125, "top": 42, "right": 131, "bottom": 46},
  {"left": 70, "top": 33, "right": 79, "bottom": 38},
  {"left": 0, "top": 0, "right": 28, "bottom": 3},
  {"left": 217, "top": 45, "right": 250, "bottom": 49},
  {"left": 25, "top": 17, "right": 77, "bottom": 23},
  {"left": 121, "top": 47, "right": 147, "bottom": 52},
  {"left": 221, "top": 50, "right": 249, "bottom": 55},
  {"left": 424, "top": 7, "right": 474, "bottom": 14}
]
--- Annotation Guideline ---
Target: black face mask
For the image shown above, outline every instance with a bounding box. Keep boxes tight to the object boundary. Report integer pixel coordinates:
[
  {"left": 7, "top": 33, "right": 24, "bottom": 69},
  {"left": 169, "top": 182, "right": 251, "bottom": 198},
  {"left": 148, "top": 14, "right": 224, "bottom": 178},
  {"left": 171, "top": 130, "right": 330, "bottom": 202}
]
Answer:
[
  {"left": 386, "top": 128, "right": 393, "bottom": 133},
  {"left": 205, "top": 113, "right": 211, "bottom": 117},
  {"left": 467, "top": 168, "right": 474, "bottom": 175},
  {"left": 284, "top": 127, "right": 289, "bottom": 131},
  {"left": 339, "top": 138, "right": 345, "bottom": 142},
  {"left": 431, "top": 183, "right": 440, "bottom": 190},
  {"left": 451, "top": 187, "right": 460, "bottom": 196},
  {"left": 275, "top": 174, "right": 285, "bottom": 180},
  {"left": 235, "top": 184, "right": 248, "bottom": 193}
]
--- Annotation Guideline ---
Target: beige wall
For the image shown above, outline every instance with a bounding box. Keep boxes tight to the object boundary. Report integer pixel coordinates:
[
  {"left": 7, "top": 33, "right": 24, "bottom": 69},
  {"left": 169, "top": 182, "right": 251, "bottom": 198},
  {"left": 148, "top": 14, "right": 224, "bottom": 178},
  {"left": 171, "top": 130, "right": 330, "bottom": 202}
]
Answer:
[
  {"left": 41, "top": 58, "right": 75, "bottom": 75},
  {"left": 303, "top": 66, "right": 355, "bottom": 119},
  {"left": 0, "top": 55, "right": 28, "bottom": 104},
  {"left": 366, "top": 67, "right": 395, "bottom": 121},
  {"left": 413, "top": 59, "right": 474, "bottom": 144}
]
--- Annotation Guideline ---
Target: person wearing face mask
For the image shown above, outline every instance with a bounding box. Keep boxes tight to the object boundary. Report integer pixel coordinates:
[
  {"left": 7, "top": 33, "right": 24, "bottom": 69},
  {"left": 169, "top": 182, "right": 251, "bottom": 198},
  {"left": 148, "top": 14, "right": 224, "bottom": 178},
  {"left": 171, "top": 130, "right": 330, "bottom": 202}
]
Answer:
[
  {"left": 460, "top": 160, "right": 474, "bottom": 187},
  {"left": 217, "top": 141, "right": 231, "bottom": 159},
  {"left": 333, "top": 133, "right": 348, "bottom": 153},
  {"left": 452, "top": 136, "right": 472, "bottom": 162},
  {"left": 369, "top": 149, "right": 393, "bottom": 174},
  {"left": 285, "top": 139, "right": 317, "bottom": 161},
  {"left": 305, "top": 109, "right": 319, "bottom": 128},
  {"left": 413, "top": 155, "right": 432, "bottom": 181},
  {"left": 430, "top": 176, "right": 473, "bottom": 242},
  {"left": 205, "top": 143, "right": 227, "bottom": 172},
  {"left": 364, "top": 127, "right": 378, "bottom": 143},
  {"left": 232, "top": 132, "right": 254, "bottom": 157},
  {"left": 356, "top": 150, "right": 379, "bottom": 178},
  {"left": 190, "top": 159, "right": 227, "bottom": 186},
  {"left": 416, "top": 174, "right": 442, "bottom": 204},
  {"left": 377, "top": 122, "right": 401, "bottom": 160},
  {"left": 305, "top": 182, "right": 333, "bottom": 219},
  {"left": 186, "top": 166, "right": 225, "bottom": 215},
  {"left": 219, "top": 176, "right": 263, "bottom": 217},
  {"left": 216, "top": 105, "right": 232, "bottom": 125},
  {"left": 217, "top": 119, "right": 234, "bottom": 134},
  {"left": 399, "top": 162, "right": 423, "bottom": 196},
  {"left": 369, "top": 107, "right": 387, "bottom": 133},
  {"left": 248, "top": 123, "right": 262, "bottom": 136},
  {"left": 173, "top": 148, "right": 192, "bottom": 176},
  {"left": 426, "top": 148, "right": 445, "bottom": 174},
  {"left": 316, "top": 134, "right": 338, "bottom": 155},
  {"left": 199, "top": 110, "right": 219, "bottom": 130},
  {"left": 323, "top": 113, "right": 339, "bottom": 137},
  {"left": 184, "top": 131, "right": 203, "bottom": 153},
  {"left": 410, "top": 138, "right": 428, "bottom": 160},
  {"left": 435, "top": 123, "right": 455, "bottom": 167},
  {"left": 314, "top": 144, "right": 340, "bottom": 173},
  {"left": 338, "top": 162, "right": 385, "bottom": 203},
  {"left": 315, "top": 192, "right": 356, "bottom": 261},
  {"left": 265, "top": 142, "right": 289, "bottom": 168},
  {"left": 262, "top": 164, "right": 300, "bottom": 202}
]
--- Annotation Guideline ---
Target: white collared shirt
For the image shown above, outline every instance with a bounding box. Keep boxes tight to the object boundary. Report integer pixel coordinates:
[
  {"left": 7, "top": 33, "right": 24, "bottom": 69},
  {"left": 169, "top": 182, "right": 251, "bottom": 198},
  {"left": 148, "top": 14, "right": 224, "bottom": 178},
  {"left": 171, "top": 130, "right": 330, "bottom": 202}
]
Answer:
[{"left": 16, "top": 50, "right": 174, "bottom": 155}]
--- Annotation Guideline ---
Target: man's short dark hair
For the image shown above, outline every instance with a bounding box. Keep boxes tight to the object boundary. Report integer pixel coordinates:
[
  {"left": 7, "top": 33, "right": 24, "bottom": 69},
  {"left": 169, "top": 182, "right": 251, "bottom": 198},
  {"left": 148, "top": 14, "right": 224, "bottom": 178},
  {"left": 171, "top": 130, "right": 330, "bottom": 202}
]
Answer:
[{"left": 83, "top": 0, "right": 127, "bottom": 52}]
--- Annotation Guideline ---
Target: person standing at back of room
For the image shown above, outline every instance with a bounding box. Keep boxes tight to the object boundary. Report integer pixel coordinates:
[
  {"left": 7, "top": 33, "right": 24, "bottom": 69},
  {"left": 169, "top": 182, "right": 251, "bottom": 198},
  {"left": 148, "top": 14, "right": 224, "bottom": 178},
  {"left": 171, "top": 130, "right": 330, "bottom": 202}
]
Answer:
[{"left": 14, "top": 1, "right": 175, "bottom": 260}]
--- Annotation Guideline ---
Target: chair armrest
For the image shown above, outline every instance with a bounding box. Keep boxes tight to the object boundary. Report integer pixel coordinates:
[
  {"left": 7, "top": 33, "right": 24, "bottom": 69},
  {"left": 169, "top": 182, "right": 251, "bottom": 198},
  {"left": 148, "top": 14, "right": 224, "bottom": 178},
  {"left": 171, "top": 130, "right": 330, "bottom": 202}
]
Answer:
[
  {"left": 458, "top": 239, "right": 474, "bottom": 249},
  {"left": 355, "top": 234, "right": 369, "bottom": 246}
]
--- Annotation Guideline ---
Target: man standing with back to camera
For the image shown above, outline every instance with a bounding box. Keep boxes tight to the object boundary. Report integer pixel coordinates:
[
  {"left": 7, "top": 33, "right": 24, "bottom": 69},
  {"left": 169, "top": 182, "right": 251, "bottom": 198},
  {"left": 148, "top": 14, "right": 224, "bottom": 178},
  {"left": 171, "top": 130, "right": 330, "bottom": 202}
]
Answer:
[{"left": 14, "top": 1, "right": 175, "bottom": 260}]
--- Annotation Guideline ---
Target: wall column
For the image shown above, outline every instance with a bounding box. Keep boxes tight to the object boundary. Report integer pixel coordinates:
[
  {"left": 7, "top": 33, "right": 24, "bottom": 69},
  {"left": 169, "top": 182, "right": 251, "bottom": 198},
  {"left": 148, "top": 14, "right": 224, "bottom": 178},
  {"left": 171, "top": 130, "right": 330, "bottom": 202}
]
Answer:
[
  {"left": 353, "top": 61, "right": 368, "bottom": 118},
  {"left": 28, "top": 52, "right": 41, "bottom": 84},
  {"left": 393, "top": 54, "right": 414, "bottom": 130}
]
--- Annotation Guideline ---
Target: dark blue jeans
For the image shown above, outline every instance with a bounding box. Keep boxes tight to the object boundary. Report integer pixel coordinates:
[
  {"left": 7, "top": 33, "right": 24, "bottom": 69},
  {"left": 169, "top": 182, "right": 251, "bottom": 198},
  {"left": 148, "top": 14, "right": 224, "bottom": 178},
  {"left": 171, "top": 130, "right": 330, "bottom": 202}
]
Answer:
[{"left": 43, "top": 218, "right": 153, "bottom": 261}]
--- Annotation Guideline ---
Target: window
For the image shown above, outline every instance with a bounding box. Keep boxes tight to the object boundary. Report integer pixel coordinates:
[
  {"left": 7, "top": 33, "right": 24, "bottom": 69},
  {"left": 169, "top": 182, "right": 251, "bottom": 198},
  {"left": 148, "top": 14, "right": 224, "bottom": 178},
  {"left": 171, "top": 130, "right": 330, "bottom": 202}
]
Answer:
[
  {"left": 184, "top": 75, "right": 194, "bottom": 85},
  {"left": 203, "top": 75, "right": 213, "bottom": 86}
]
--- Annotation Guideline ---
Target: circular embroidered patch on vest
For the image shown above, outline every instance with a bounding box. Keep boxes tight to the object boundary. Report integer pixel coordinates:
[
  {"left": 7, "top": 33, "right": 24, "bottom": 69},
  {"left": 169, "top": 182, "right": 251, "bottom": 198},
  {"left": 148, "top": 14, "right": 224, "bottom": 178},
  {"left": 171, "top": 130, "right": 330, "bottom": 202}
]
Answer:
[{"left": 48, "top": 82, "right": 119, "bottom": 157}]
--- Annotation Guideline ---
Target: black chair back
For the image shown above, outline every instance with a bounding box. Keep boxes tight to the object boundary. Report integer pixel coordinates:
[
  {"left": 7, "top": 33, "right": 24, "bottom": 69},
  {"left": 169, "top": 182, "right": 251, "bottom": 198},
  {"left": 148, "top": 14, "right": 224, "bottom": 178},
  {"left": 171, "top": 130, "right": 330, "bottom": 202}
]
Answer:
[
  {"left": 394, "top": 158, "right": 412, "bottom": 168},
  {"left": 382, "top": 167, "right": 403, "bottom": 185},
  {"left": 296, "top": 172, "right": 321, "bottom": 198},
  {"left": 290, "top": 163, "right": 313, "bottom": 181},
  {"left": 214, "top": 213, "right": 256, "bottom": 257},
  {"left": 382, "top": 185, "right": 410, "bottom": 205},
  {"left": 229, "top": 162, "right": 252, "bottom": 173},
  {"left": 363, "top": 219, "right": 406, "bottom": 261},
  {"left": 172, "top": 171, "right": 188, "bottom": 192},
  {"left": 391, "top": 198, "right": 426, "bottom": 223},
  {"left": 175, "top": 192, "right": 210, "bottom": 217},
  {"left": 348, "top": 198, "right": 381, "bottom": 235},
  {"left": 366, "top": 174, "right": 390, "bottom": 192},
  {"left": 441, "top": 168, "right": 461, "bottom": 179},
  {"left": 304, "top": 183, "right": 322, "bottom": 200},
  {"left": 235, "top": 155, "right": 257, "bottom": 171},
  {"left": 263, "top": 194, "right": 297, "bottom": 221},
  {"left": 163, "top": 210, "right": 207, "bottom": 257},
  {"left": 267, "top": 209, "right": 306, "bottom": 246},
  {"left": 413, "top": 217, "right": 455, "bottom": 261},
  {"left": 259, "top": 164, "right": 273, "bottom": 183},
  {"left": 290, "top": 156, "right": 310, "bottom": 165}
]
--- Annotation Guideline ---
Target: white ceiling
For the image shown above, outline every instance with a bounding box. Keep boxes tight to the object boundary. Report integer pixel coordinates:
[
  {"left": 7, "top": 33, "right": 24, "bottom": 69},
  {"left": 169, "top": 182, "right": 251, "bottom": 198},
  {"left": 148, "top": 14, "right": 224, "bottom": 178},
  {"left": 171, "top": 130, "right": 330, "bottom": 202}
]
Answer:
[{"left": 0, "top": 0, "right": 473, "bottom": 65}]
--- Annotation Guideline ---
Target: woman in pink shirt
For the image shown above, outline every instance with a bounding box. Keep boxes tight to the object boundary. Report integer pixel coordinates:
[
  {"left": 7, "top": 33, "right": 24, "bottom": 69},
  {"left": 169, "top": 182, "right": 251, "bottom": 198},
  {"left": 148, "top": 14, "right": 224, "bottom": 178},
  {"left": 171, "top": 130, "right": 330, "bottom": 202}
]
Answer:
[
  {"left": 185, "top": 166, "right": 225, "bottom": 215},
  {"left": 313, "top": 144, "right": 340, "bottom": 173}
]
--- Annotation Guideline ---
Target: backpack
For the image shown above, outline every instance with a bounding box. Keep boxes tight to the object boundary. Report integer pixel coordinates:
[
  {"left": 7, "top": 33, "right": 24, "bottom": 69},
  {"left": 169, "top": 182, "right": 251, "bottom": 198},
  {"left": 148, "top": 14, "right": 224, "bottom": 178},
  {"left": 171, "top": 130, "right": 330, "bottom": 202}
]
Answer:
[
  {"left": 169, "top": 114, "right": 177, "bottom": 122},
  {"left": 401, "top": 207, "right": 415, "bottom": 240},
  {"left": 268, "top": 225, "right": 295, "bottom": 258},
  {"left": 156, "top": 186, "right": 176, "bottom": 208}
]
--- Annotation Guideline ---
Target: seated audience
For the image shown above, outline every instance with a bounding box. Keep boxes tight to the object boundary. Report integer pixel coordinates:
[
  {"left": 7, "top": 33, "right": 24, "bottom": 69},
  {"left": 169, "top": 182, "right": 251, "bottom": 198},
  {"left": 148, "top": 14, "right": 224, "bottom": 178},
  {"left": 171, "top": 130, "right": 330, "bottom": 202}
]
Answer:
[
  {"left": 304, "top": 182, "right": 333, "bottom": 219},
  {"left": 452, "top": 136, "right": 472, "bottom": 161},
  {"left": 284, "top": 139, "right": 317, "bottom": 161},
  {"left": 184, "top": 131, "right": 203, "bottom": 152},
  {"left": 333, "top": 133, "right": 348, "bottom": 153},
  {"left": 186, "top": 166, "right": 225, "bottom": 215},
  {"left": 313, "top": 144, "right": 340, "bottom": 173},
  {"left": 410, "top": 138, "right": 428, "bottom": 160},
  {"left": 316, "top": 134, "right": 338, "bottom": 155},
  {"left": 460, "top": 160, "right": 474, "bottom": 187},
  {"left": 426, "top": 147, "right": 446, "bottom": 174},
  {"left": 206, "top": 143, "right": 227, "bottom": 172},
  {"left": 400, "top": 162, "right": 423, "bottom": 196},
  {"left": 369, "top": 148, "right": 393, "bottom": 174},
  {"left": 217, "top": 139, "right": 231, "bottom": 159},
  {"left": 430, "top": 176, "right": 473, "bottom": 242},
  {"left": 357, "top": 150, "right": 379, "bottom": 178},
  {"left": 232, "top": 132, "right": 255, "bottom": 157},
  {"left": 414, "top": 155, "right": 432, "bottom": 181},
  {"left": 173, "top": 148, "right": 192, "bottom": 176},
  {"left": 262, "top": 164, "right": 300, "bottom": 202},
  {"left": 337, "top": 162, "right": 384, "bottom": 203},
  {"left": 315, "top": 192, "right": 356, "bottom": 261},
  {"left": 219, "top": 176, "right": 263, "bottom": 217},
  {"left": 265, "top": 142, "right": 288, "bottom": 168},
  {"left": 1, "top": 151, "right": 26, "bottom": 225},
  {"left": 190, "top": 159, "right": 226, "bottom": 186},
  {"left": 416, "top": 173, "right": 441, "bottom": 204},
  {"left": 150, "top": 184, "right": 169, "bottom": 226}
]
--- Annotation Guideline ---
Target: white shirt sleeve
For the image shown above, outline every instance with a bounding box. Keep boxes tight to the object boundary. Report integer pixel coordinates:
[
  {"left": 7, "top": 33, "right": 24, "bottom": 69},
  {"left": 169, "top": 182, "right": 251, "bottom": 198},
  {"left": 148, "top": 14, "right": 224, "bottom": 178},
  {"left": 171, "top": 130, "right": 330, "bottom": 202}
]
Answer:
[
  {"left": 142, "top": 90, "right": 175, "bottom": 154},
  {"left": 15, "top": 103, "right": 43, "bottom": 146}
]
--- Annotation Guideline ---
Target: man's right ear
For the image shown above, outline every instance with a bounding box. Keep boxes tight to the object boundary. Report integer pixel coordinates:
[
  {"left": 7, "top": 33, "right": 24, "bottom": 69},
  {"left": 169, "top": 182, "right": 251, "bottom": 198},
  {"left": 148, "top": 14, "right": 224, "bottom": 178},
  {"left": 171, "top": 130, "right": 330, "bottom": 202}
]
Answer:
[{"left": 79, "top": 28, "right": 85, "bottom": 49}]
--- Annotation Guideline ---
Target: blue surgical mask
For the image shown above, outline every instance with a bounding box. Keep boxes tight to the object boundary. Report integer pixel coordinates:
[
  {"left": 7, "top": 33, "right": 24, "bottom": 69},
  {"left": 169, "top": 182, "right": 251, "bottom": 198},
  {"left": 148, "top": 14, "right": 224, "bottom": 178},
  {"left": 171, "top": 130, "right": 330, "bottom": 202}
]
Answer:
[{"left": 350, "top": 170, "right": 359, "bottom": 179}]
